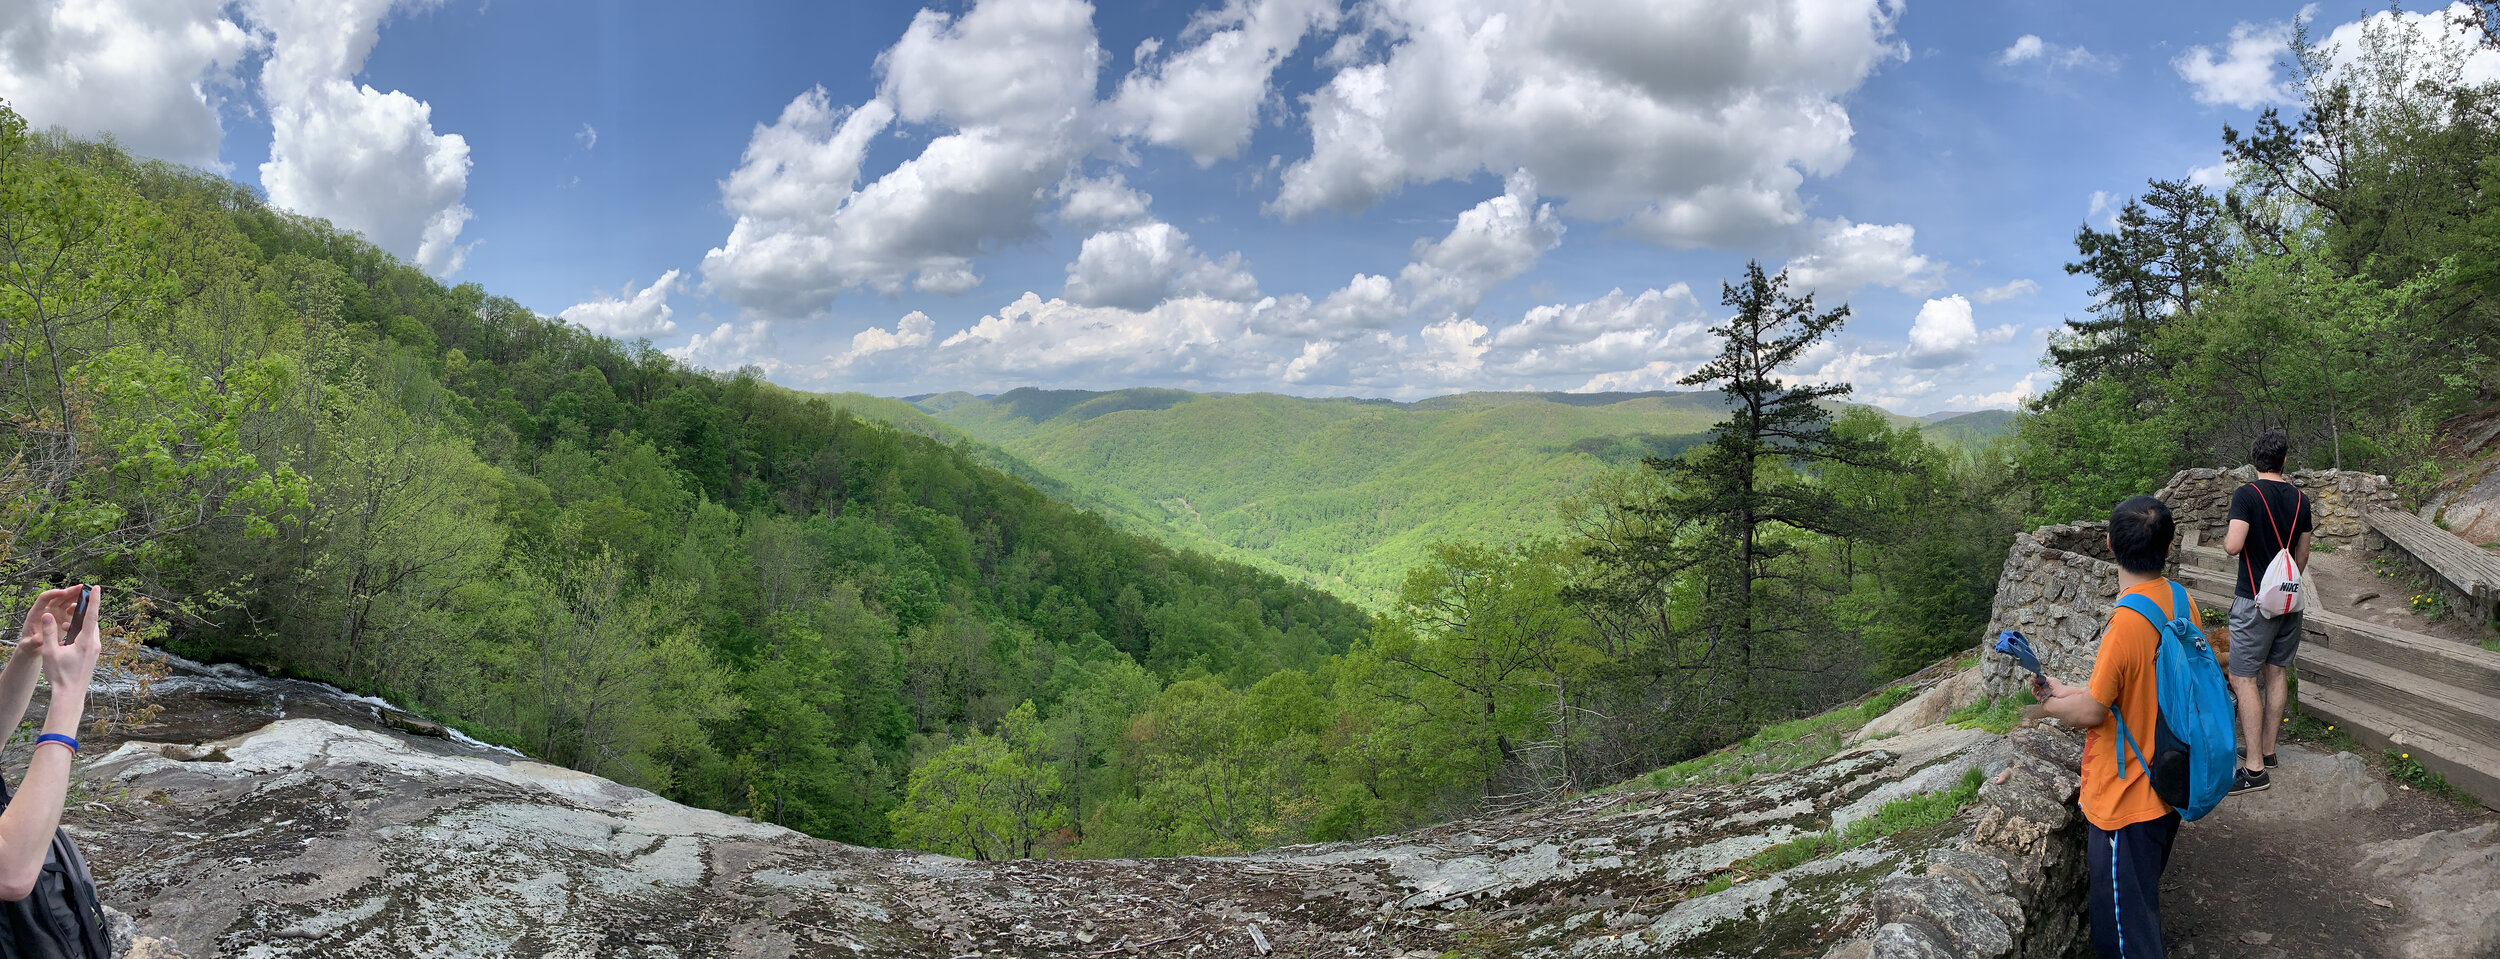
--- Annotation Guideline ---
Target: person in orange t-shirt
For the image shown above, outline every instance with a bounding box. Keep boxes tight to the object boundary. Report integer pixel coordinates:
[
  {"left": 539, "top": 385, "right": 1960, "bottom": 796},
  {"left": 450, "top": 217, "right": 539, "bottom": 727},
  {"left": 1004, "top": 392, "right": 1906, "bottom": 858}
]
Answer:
[{"left": 2037, "top": 496, "right": 2191, "bottom": 959}]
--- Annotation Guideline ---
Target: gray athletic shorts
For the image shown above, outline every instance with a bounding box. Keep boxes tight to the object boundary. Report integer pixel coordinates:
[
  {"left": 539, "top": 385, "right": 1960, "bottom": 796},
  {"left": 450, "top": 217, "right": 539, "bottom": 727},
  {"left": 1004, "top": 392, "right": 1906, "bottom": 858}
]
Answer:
[{"left": 2228, "top": 596, "right": 2304, "bottom": 677}]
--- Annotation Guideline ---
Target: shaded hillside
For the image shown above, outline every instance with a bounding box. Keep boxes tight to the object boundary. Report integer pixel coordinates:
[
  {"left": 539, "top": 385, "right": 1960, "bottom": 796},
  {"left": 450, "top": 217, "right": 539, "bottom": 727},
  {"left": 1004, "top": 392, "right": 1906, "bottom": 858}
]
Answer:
[{"left": 1920, "top": 409, "right": 2018, "bottom": 451}]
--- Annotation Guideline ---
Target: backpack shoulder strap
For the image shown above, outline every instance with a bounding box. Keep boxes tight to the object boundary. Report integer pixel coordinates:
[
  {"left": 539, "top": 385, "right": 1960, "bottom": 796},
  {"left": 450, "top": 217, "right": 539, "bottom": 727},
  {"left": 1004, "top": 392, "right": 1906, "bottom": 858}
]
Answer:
[
  {"left": 2114, "top": 592, "right": 2172, "bottom": 639},
  {"left": 2258, "top": 480, "right": 2296, "bottom": 552},
  {"left": 2107, "top": 592, "right": 2172, "bottom": 783}
]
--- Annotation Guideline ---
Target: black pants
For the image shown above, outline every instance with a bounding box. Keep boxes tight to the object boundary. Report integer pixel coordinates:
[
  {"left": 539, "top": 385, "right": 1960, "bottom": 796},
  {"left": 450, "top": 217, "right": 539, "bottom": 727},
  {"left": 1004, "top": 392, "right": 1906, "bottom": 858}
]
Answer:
[{"left": 2087, "top": 812, "right": 2181, "bottom": 959}]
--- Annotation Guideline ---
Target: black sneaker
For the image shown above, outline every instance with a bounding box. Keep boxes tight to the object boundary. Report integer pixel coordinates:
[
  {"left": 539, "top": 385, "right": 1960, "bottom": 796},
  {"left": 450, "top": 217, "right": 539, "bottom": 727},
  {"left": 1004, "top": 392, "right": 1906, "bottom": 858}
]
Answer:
[
  {"left": 2231, "top": 768, "right": 2271, "bottom": 795},
  {"left": 2263, "top": 752, "right": 2278, "bottom": 768}
]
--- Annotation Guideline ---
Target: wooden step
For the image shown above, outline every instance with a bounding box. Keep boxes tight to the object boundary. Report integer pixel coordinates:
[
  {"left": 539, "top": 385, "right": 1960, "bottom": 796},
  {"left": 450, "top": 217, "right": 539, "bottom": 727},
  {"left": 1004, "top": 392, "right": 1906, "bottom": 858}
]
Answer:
[
  {"left": 2296, "top": 683, "right": 2500, "bottom": 811},
  {"left": 2174, "top": 582, "right": 2500, "bottom": 698},
  {"left": 2295, "top": 645, "right": 2500, "bottom": 747},
  {"left": 2366, "top": 508, "right": 2500, "bottom": 617},
  {"left": 2178, "top": 544, "right": 2236, "bottom": 576}
]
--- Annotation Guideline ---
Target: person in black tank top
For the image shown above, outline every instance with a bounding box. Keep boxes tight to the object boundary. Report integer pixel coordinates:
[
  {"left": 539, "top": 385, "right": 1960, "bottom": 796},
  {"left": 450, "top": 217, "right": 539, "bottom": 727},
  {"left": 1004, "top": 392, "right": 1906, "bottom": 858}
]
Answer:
[{"left": 2220, "top": 431, "right": 2312, "bottom": 794}]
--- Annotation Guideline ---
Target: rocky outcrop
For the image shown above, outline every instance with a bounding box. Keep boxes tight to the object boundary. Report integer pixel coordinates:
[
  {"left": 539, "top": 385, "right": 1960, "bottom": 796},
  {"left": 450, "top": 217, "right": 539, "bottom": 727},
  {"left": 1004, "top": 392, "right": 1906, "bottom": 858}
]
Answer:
[
  {"left": 64, "top": 658, "right": 2095, "bottom": 958},
  {"left": 2154, "top": 467, "right": 2398, "bottom": 552},
  {"left": 1817, "top": 727, "right": 2086, "bottom": 959}
]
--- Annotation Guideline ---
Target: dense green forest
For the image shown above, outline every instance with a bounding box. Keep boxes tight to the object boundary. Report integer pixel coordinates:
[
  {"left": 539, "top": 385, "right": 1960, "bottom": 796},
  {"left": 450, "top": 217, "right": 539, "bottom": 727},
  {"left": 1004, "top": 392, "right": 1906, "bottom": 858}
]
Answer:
[
  {"left": 909, "top": 388, "right": 2011, "bottom": 604},
  {"left": 0, "top": 97, "right": 2014, "bottom": 858},
  {"left": 0, "top": 103, "right": 1377, "bottom": 846},
  {"left": 2012, "top": 14, "right": 2499, "bottom": 517},
  {"left": 3, "top": 7, "right": 2488, "bottom": 864}
]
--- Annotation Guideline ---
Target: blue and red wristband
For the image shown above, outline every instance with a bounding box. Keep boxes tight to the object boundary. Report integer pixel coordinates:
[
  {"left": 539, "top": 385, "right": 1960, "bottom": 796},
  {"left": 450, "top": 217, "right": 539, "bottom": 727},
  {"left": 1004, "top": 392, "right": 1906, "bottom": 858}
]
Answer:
[{"left": 32, "top": 733, "right": 75, "bottom": 756}]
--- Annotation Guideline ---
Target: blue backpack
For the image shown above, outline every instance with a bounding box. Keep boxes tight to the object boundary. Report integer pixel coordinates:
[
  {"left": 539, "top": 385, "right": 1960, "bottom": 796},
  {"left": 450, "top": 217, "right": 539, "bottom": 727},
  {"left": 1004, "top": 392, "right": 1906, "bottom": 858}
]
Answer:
[{"left": 2108, "top": 581, "right": 2240, "bottom": 821}]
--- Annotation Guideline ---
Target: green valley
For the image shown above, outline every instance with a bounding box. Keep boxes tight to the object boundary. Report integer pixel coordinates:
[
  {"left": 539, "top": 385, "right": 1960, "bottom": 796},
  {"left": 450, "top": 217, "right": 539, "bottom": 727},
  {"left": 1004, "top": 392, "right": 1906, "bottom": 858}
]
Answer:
[{"left": 905, "top": 387, "right": 2004, "bottom": 603}]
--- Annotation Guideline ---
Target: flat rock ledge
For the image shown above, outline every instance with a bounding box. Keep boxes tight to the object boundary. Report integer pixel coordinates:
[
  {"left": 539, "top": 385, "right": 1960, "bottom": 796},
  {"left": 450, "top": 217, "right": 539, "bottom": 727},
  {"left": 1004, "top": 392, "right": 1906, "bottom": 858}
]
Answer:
[{"left": 72, "top": 715, "right": 2086, "bottom": 958}]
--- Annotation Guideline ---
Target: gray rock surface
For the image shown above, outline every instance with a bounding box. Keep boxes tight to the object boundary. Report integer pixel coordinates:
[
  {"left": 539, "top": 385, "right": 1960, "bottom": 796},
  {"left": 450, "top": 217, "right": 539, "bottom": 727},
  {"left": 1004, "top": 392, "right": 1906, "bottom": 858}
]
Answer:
[
  {"left": 68, "top": 702, "right": 2086, "bottom": 958},
  {"left": 1855, "top": 668, "right": 1985, "bottom": 744},
  {"left": 2355, "top": 823, "right": 2500, "bottom": 959}
]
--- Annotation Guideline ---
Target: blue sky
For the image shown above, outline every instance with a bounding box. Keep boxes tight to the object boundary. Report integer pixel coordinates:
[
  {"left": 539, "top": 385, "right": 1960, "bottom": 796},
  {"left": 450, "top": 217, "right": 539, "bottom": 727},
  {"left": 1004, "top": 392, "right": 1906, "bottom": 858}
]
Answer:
[{"left": 2, "top": 0, "right": 2473, "bottom": 413}]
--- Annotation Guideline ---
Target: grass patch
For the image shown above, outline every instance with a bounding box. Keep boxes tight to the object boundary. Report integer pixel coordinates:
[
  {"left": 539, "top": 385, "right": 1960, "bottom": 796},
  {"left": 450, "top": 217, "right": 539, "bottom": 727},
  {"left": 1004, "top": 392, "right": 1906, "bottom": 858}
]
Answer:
[
  {"left": 1953, "top": 654, "right": 1980, "bottom": 671},
  {"left": 1702, "top": 766, "right": 1988, "bottom": 893},
  {"left": 2283, "top": 711, "right": 2357, "bottom": 754},
  {"left": 2384, "top": 749, "right": 2479, "bottom": 806},
  {"left": 1946, "top": 693, "right": 2036, "bottom": 734},
  {"left": 1837, "top": 766, "right": 1987, "bottom": 845},
  {"left": 1627, "top": 685, "right": 1921, "bottom": 791}
]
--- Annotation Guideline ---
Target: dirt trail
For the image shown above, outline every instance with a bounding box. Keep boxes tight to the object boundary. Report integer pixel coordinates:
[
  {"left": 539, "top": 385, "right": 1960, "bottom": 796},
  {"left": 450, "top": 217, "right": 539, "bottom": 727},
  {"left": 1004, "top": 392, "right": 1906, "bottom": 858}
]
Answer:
[{"left": 2161, "top": 744, "right": 2500, "bottom": 958}]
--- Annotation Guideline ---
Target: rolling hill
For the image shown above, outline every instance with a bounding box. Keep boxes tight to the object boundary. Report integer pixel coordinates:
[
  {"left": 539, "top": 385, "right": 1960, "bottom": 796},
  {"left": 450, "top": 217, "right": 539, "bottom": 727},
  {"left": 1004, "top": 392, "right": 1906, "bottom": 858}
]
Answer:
[{"left": 903, "top": 388, "right": 2005, "bottom": 604}]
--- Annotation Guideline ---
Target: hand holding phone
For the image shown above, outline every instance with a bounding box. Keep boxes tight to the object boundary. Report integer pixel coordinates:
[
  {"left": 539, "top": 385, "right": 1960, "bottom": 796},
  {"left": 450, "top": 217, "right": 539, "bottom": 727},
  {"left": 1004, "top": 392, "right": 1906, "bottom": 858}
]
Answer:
[{"left": 62, "top": 585, "right": 90, "bottom": 646}]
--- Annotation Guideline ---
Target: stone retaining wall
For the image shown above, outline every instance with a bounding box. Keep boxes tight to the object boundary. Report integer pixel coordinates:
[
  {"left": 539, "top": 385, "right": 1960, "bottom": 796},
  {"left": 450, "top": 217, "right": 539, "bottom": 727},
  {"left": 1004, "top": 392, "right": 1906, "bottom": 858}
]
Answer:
[
  {"left": 1821, "top": 726, "right": 2089, "bottom": 959},
  {"left": 2154, "top": 467, "right": 2398, "bottom": 552},
  {"left": 1979, "top": 524, "right": 2123, "bottom": 702}
]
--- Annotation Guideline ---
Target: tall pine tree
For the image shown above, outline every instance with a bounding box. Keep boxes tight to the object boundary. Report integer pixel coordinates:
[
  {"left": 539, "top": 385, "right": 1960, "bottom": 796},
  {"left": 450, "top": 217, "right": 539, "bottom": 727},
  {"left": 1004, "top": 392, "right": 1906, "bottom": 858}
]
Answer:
[{"left": 1585, "top": 262, "right": 1896, "bottom": 741}]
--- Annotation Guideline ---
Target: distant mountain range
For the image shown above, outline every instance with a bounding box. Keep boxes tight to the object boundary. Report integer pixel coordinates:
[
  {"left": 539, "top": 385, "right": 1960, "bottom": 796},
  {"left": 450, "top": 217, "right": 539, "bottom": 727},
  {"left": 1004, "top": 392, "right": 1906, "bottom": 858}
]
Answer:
[{"left": 804, "top": 388, "right": 2020, "bottom": 605}]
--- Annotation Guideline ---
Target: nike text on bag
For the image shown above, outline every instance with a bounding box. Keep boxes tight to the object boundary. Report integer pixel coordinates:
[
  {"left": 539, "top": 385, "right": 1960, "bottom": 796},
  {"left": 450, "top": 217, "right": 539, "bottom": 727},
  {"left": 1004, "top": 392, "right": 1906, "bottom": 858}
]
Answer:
[
  {"left": 2246, "top": 482, "right": 2304, "bottom": 619},
  {"left": 0, "top": 778, "right": 112, "bottom": 958},
  {"left": 2108, "top": 582, "right": 2241, "bottom": 822}
]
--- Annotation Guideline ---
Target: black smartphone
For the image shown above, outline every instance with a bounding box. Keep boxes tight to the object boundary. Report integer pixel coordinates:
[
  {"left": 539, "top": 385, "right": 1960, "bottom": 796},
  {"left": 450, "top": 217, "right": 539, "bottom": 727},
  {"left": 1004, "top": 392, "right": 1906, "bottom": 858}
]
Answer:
[{"left": 61, "top": 586, "right": 90, "bottom": 645}]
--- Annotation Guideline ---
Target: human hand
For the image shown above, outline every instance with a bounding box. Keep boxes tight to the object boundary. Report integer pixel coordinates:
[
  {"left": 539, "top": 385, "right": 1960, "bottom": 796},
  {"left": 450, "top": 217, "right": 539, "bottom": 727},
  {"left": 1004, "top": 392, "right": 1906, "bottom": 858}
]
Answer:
[
  {"left": 33, "top": 587, "right": 100, "bottom": 699},
  {"left": 2038, "top": 675, "right": 2085, "bottom": 701},
  {"left": 12, "top": 588, "right": 76, "bottom": 662}
]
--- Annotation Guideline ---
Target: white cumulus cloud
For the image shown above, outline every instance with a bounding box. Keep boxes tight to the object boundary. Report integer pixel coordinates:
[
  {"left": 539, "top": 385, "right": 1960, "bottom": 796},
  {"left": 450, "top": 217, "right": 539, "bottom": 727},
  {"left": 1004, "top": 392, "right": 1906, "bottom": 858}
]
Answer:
[
  {"left": 1056, "top": 173, "right": 1153, "bottom": 227},
  {"left": 834, "top": 311, "right": 937, "bottom": 373},
  {"left": 1398, "top": 170, "right": 1566, "bottom": 316},
  {"left": 1272, "top": 0, "right": 1904, "bottom": 248},
  {"left": 0, "top": 0, "right": 252, "bottom": 168},
  {"left": 1904, "top": 294, "right": 2017, "bottom": 368},
  {"left": 250, "top": 0, "right": 474, "bottom": 275},
  {"left": 1063, "top": 221, "right": 1261, "bottom": 310},
  {"left": 702, "top": 0, "right": 1102, "bottom": 317},
  {"left": 560, "top": 271, "right": 681, "bottom": 339},
  {"left": 1786, "top": 218, "right": 1942, "bottom": 296},
  {"left": 2174, "top": 20, "right": 2296, "bottom": 109},
  {"left": 1110, "top": 0, "right": 1340, "bottom": 165},
  {"left": 1944, "top": 369, "right": 2049, "bottom": 410},
  {"left": 668, "top": 319, "right": 779, "bottom": 373}
]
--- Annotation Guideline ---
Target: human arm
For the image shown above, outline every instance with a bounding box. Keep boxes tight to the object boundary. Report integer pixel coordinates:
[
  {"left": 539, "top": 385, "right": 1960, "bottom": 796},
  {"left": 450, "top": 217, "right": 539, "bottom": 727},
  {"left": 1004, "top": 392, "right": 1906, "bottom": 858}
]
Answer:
[
  {"left": 2224, "top": 484, "right": 2255, "bottom": 556},
  {"left": 0, "top": 587, "right": 100, "bottom": 901},
  {"left": 2223, "top": 519, "right": 2250, "bottom": 556},
  {"left": 0, "top": 599, "right": 52, "bottom": 748},
  {"left": 2036, "top": 675, "right": 2109, "bottom": 728}
]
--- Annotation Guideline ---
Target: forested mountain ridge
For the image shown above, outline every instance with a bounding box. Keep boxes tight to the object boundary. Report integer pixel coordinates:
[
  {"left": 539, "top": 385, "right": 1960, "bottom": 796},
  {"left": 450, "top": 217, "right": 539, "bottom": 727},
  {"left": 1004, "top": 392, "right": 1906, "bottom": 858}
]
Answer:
[
  {"left": 909, "top": 387, "right": 2002, "bottom": 603},
  {"left": 2, "top": 101, "right": 2019, "bottom": 862},
  {"left": 0, "top": 107, "right": 1370, "bottom": 848}
]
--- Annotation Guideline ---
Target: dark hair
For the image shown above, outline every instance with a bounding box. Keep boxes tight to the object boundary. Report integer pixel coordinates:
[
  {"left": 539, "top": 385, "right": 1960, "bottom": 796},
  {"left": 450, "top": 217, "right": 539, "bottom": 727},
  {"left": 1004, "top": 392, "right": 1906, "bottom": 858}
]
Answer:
[
  {"left": 2109, "top": 495, "right": 2175, "bottom": 575},
  {"left": 2251, "top": 430, "right": 2289, "bottom": 473}
]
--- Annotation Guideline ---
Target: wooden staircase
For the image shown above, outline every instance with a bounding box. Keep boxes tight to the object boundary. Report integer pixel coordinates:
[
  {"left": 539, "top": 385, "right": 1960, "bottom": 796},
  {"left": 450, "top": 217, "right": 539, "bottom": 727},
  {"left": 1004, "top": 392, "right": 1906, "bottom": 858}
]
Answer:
[{"left": 2172, "top": 533, "right": 2500, "bottom": 810}]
